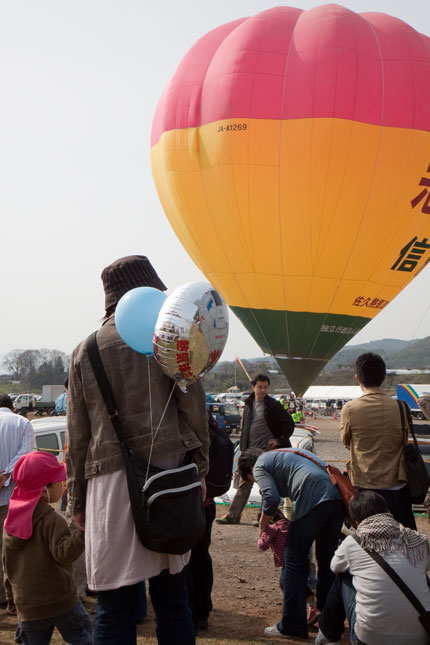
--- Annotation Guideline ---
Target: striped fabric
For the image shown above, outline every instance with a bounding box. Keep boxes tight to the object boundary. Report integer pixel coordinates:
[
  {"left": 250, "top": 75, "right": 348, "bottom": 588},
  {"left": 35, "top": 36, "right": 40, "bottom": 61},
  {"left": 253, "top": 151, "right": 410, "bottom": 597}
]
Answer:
[
  {"left": 258, "top": 518, "right": 289, "bottom": 568},
  {"left": 0, "top": 408, "right": 34, "bottom": 506},
  {"left": 101, "top": 255, "right": 167, "bottom": 310}
]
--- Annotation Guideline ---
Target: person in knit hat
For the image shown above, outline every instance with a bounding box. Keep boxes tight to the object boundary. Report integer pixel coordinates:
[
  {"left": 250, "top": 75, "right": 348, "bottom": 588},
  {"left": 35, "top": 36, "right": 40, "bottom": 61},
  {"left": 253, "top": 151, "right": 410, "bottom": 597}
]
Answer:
[
  {"left": 66, "top": 255, "right": 208, "bottom": 645},
  {"left": 3, "top": 451, "right": 92, "bottom": 645}
]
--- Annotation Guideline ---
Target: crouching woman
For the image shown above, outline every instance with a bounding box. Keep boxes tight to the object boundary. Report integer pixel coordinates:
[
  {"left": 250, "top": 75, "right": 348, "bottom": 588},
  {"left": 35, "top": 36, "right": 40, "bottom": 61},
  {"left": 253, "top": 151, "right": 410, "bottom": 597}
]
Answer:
[{"left": 316, "top": 490, "right": 430, "bottom": 645}]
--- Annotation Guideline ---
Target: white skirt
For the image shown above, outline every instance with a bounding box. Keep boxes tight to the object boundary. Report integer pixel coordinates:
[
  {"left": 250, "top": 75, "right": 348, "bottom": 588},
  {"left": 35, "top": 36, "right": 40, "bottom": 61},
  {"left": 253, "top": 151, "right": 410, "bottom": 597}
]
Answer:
[{"left": 85, "top": 465, "right": 190, "bottom": 590}]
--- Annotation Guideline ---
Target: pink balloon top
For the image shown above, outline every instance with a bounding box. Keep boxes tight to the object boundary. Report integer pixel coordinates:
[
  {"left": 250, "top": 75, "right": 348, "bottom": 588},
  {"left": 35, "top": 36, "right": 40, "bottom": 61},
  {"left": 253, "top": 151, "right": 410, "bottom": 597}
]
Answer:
[
  {"left": 152, "top": 4, "right": 430, "bottom": 146},
  {"left": 4, "top": 452, "right": 66, "bottom": 540}
]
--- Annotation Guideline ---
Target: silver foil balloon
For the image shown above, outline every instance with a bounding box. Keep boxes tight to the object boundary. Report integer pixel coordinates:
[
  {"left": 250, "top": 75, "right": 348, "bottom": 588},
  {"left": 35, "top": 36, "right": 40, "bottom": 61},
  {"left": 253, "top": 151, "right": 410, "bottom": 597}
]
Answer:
[{"left": 153, "top": 281, "right": 229, "bottom": 390}]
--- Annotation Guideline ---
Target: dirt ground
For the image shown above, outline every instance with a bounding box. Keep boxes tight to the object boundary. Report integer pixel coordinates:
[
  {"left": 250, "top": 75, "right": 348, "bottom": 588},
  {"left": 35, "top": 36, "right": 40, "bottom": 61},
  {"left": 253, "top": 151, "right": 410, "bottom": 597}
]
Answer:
[{"left": 0, "top": 417, "right": 429, "bottom": 644}]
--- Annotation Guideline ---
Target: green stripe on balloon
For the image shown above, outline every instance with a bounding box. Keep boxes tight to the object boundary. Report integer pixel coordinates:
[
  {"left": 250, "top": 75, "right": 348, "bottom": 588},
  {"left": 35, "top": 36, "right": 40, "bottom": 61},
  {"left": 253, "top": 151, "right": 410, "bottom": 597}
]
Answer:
[{"left": 231, "top": 307, "right": 370, "bottom": 394}]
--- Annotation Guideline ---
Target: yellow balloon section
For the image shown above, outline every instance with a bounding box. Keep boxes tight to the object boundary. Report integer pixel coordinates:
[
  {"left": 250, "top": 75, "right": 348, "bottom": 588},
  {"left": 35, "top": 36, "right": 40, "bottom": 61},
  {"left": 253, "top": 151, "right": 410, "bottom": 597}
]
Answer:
[{"left": 151, "top": 6, "right": 430, "bottom": 393}]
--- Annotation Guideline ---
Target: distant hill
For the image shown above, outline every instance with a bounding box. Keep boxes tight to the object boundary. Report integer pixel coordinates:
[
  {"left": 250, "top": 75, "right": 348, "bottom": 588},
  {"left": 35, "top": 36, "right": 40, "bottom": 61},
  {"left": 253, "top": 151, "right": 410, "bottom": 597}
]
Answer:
[
  {"left": 388, "top": 337, "right": 430, "bottom": 369},
  {"left": 325, "top": 338, "right": 423, "bottom": 372}
]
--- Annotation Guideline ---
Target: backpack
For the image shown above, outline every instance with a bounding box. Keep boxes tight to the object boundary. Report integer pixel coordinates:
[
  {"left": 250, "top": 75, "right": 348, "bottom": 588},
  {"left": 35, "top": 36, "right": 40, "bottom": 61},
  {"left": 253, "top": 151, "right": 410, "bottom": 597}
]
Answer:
[{"left": 206, "top": 413, "right": 234, "bottom": 498}]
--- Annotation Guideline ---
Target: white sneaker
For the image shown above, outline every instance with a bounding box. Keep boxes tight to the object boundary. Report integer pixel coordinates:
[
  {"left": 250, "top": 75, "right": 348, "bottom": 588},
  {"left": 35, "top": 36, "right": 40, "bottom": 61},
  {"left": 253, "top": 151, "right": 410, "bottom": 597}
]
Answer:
[
  {"left": 264, "top": 624, "right": 287, "bottom": 638},
  {"left": 314, "top": 628, "right": 340, "bottom": 644},
  {"left": 264, "top": 624, "right": 308, "bottom": 639}
]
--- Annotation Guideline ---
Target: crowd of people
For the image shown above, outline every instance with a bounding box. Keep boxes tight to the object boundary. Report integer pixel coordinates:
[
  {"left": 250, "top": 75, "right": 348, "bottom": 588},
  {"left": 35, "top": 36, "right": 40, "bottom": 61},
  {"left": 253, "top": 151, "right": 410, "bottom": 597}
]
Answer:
[{"left": 1, "top": 255, "right": 430, "bottom": 645}]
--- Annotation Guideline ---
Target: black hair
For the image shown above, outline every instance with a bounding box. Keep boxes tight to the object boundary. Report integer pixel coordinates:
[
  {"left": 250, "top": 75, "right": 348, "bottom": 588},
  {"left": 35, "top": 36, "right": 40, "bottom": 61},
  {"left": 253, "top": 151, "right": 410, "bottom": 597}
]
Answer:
[
  {"left": 349, "top": 490, "right": 389, "bottom": 524},
  {"left": 250, "top": 374, "right": 270, "bottom": 387},
  {"left": 355, "top": 352, "right": 386, "bottom": 387},
  {"left": 0, "top": 395, "right": 14, "bottom": 410},
  {"left": 238, "top": 447, "right": 264, "bottom": 479},
  {"left": 63, "top": 378, "right": 69, "bottom": 390}
]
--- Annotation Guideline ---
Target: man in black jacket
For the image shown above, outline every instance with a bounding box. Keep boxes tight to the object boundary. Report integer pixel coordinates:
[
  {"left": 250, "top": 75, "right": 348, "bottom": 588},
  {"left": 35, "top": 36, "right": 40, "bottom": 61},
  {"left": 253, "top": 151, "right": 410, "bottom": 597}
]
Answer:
[{"left": 216, "top": 374, "right": 294, "bottom": 525}]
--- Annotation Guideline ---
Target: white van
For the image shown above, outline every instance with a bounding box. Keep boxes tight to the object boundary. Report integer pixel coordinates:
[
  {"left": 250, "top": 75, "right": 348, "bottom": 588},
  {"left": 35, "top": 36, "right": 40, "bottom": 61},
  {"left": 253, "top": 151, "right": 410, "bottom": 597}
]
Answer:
[{"left": 31, "top": 417, "right": 67, "bottom": 464}]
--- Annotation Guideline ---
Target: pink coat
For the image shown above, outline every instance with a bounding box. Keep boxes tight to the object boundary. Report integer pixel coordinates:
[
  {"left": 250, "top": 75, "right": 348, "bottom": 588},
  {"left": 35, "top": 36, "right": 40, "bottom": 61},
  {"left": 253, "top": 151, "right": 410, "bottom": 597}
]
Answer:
[{"left": 258, "top": 518, "right": 289, "bottom": 567}]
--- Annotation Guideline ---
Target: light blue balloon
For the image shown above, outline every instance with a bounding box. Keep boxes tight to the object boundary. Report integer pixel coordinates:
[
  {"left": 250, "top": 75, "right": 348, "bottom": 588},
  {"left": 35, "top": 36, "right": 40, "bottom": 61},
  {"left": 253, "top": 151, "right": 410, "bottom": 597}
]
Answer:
[{"left": 115, "top": 287, "right": 167, "bottom": 354}]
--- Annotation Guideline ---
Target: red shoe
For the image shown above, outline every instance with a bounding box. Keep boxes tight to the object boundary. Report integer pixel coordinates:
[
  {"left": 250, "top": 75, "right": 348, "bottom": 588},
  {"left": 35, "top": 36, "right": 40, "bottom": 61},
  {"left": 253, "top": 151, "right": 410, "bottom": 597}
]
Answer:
[{"left": 307, "top": 607, "right": 321, "bottom": 625}]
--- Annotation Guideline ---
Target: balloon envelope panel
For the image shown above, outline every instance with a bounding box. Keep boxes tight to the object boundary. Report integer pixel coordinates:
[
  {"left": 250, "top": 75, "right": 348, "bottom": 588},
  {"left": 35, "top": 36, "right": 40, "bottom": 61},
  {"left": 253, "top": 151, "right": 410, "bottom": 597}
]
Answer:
[{"left": 151, "top": 5, "right": 430, "bottom": 393}]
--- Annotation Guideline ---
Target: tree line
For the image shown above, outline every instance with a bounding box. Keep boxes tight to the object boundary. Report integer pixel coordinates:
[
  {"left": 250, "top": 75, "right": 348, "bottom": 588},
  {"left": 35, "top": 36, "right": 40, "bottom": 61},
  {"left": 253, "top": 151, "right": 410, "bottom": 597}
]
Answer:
[{"left": 3, "top": 349, "right": 70, "bottom": 388}]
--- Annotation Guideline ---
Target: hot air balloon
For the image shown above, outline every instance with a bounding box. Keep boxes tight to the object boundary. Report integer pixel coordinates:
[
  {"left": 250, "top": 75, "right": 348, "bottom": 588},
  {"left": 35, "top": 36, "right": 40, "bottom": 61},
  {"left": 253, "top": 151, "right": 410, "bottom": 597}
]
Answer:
[{"left": 151, "top": 5, "right": 430, "bottom": 394}]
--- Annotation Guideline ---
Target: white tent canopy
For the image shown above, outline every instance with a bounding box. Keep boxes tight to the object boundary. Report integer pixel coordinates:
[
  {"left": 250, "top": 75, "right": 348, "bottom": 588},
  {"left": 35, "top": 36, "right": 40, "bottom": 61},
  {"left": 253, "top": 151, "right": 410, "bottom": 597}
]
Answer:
[{"left": 303, "top": 385, "right": 362, "bottom": 400}]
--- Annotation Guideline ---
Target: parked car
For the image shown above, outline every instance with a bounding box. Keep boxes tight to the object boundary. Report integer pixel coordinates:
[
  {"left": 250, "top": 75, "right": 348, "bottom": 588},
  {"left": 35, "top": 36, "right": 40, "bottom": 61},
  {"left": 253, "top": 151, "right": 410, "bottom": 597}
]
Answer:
[
  {"left": 31, "top": 417, "right": 67, "bottom": 464},
  {"left": 206, "top": 401, "right": 241, "bottom": 435},
  {"left": 14, "top": 393, "right": 56, "bottom": 417}
]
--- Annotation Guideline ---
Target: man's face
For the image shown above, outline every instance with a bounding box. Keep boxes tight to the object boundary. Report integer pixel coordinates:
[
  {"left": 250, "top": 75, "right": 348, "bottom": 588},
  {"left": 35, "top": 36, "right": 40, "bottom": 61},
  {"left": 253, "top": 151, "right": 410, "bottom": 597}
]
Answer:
[{"left": 253, "top": 380, "right": 269, "bottom": 401}]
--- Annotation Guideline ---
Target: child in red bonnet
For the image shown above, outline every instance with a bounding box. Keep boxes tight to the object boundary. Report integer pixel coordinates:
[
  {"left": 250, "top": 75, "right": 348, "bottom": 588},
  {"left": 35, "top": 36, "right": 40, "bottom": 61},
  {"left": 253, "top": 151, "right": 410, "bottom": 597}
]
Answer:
[{"left": 3, "top": 451, "right": 92, "bottom": 645}]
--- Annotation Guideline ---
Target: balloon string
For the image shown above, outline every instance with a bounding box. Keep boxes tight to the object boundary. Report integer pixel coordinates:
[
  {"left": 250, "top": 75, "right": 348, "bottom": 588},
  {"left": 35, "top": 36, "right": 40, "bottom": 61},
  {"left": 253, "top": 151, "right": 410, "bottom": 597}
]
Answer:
[
  {"left": 145, "top": 356, "right": 154, "bottom": 482},
  {"left": 145, "top": 380, "right": 176, "bottom": 483}
]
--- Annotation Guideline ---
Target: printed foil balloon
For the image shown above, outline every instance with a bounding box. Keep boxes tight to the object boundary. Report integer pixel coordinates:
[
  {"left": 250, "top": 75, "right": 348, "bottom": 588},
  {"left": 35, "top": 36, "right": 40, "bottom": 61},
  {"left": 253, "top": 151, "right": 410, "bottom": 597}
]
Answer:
[
  {"left": 153, "top": 282, "right": 229, "bottom": 389},
  {"left": 151, "top": 5, "right": 430, "bottom": 394}
]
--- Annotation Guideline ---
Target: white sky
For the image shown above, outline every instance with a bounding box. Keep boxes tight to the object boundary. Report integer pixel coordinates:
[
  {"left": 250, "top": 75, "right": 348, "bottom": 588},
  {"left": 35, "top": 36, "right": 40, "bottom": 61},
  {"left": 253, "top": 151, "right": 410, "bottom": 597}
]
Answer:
[{"left": 1, "top": 0, "right": 430, "bottom": 361}]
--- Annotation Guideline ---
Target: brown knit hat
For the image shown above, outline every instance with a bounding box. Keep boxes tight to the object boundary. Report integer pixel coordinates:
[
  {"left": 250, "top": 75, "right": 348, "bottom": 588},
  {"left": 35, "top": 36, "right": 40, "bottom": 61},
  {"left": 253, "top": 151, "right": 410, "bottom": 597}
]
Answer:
[{"left": 101, "top": 255, "right": 167, "bottom": 310}]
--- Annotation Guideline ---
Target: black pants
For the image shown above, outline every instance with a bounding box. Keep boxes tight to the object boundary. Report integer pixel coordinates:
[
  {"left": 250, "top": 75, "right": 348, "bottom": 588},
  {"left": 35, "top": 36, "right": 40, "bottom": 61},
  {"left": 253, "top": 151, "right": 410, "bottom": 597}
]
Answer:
[
  {"left": 358, "top": 486, "right": 416, "bottom": 529},
  {"left": 187, "top": 501, "right": 216, "bottom": 626}
]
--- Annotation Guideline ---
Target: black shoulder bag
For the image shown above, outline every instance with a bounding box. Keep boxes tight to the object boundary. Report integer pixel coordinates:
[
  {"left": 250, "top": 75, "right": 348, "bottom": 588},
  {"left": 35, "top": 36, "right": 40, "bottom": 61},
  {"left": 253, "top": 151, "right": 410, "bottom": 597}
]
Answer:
[
  {"left": 398, "top": 399, "right": 430, "bottom": 504},
  {"left": 354, "top": 536, "right": 430, "bottom": 638},
  {"left": 86, "top": 332, "right": 206, "bottom": 555}
]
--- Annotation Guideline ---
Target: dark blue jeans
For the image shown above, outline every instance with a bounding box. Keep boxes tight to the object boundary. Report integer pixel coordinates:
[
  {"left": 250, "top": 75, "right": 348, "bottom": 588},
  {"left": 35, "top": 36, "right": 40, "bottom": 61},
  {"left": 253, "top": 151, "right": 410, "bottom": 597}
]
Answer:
[
  {"left": 17, "top": 602, "right": 92, "bottom": 645},
  {"left": 94, "top": 568, "right": 195, "bottom": 645},
  {"left": 187, "top": 501, "right": 216, "bottom": 626},
  {"left": 136, "top": 581, "right": 147, "bottom": 621},
  {"left": 319, "top": 573, "right": 366, "bottom": 644},
  {"left": 278, "top": 500, "right": 344, "bottom": 637}
]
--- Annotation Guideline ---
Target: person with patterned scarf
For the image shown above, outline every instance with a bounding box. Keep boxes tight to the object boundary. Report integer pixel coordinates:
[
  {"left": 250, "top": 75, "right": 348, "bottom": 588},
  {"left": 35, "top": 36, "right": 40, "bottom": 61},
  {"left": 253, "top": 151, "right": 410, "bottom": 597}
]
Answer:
[{"left": 316, "top": 490, "right": 430, "bottom": 645}]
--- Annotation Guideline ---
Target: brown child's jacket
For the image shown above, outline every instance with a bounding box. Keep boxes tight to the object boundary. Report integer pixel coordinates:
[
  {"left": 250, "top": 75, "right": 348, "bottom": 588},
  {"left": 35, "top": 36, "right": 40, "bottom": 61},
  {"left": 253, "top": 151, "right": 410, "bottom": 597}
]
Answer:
[{"left": 2, "top": 502, "right": 84, "bottom": 621}]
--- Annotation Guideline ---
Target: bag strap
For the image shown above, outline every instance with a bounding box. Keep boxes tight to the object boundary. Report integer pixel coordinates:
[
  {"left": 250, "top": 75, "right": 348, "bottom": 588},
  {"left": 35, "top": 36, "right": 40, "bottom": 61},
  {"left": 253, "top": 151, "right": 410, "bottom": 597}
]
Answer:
[
  {"left": 273, "top": 448, "right": 340, "bottom": 484},
  {"left": 397, "top": 399, "right": 419, "bottom": 450},
  {"left": 353, "top": 535, "right": 427, "bottom": 616},
  {"left": 274, "top": 448, "right": 326, "bottom": 470},
  {"left": 274, "top": 447, "right": 341, "bottom": 478},
  {"left": 86, "top": 331, "right": 126, "bottom": 444}
]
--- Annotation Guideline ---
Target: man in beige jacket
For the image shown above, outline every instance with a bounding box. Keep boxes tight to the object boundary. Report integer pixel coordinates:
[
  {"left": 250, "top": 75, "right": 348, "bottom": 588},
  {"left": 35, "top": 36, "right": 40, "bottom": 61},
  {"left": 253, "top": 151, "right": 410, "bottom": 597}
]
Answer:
[{"left": 340, "top": 352, "right": 415, "bottom": 529}]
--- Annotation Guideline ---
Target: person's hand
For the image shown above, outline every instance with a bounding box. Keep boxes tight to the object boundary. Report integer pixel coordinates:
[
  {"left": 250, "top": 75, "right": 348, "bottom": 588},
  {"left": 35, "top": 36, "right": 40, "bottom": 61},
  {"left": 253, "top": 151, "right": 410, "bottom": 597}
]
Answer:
[
  {"left": 200, "top": 477, "right": 207, "bottom": 503},
  {"left": 0, "top": 472, "right": 8, "bottom": 490},
  {"left": 73, "top": 512, "right": 85, "bottom": 531},
  {"left": 267, "top": 438, "right": 280, "bottom": 449},
  {"left": 259, "top": 512, "right": 273, "bottom": 534}
]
